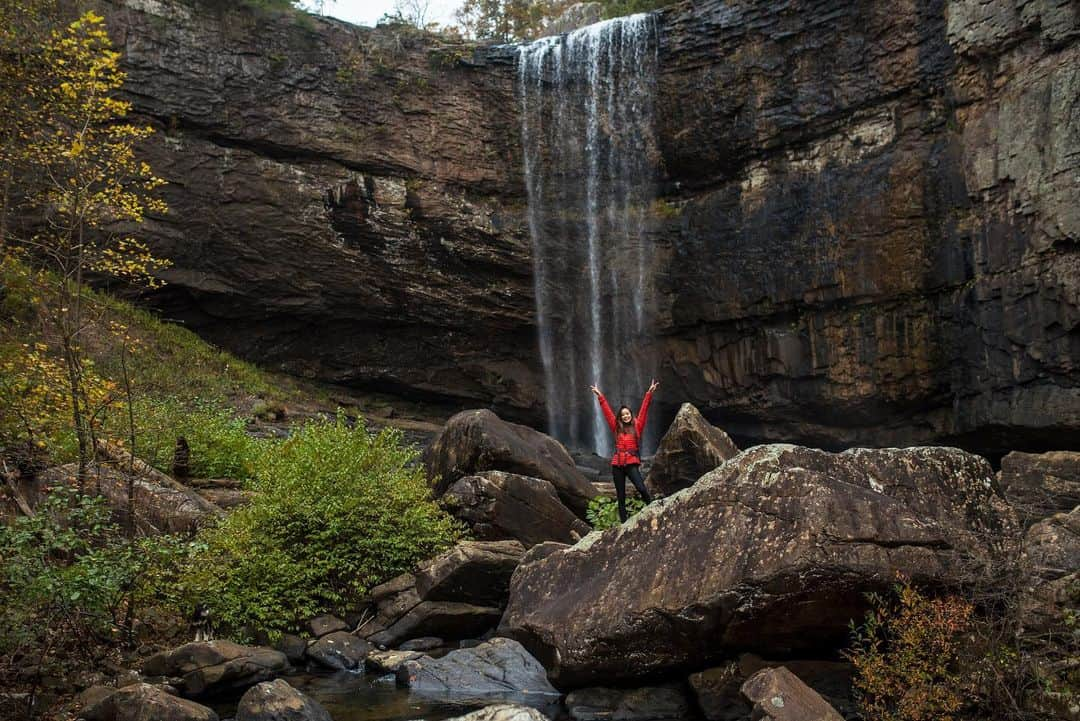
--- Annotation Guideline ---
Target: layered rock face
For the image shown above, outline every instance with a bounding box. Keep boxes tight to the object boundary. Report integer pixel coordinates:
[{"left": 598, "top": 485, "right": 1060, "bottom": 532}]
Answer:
[
  {"left": 499, "top": 444, "right": 1016, "bottom": 686},
  {"left": 103, "top": 0, "right": 1079, "bottom": 455}
]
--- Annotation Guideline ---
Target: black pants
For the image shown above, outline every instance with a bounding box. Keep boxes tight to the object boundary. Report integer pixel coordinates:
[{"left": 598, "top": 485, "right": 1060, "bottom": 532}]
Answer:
[{"left": 612, "top": 464, "right": 652, "bottom": 522}]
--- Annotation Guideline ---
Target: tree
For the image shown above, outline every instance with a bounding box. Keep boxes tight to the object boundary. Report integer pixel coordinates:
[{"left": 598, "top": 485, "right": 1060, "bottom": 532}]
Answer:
[
  {"left": 455, "top": 0, "right": 572, "bottom": 42},
  {"left": 13, "top": 11, "right": 168, "bottom": 484},
  {"left": 394, "top": 0, "right": 433, "bottom": 29}
]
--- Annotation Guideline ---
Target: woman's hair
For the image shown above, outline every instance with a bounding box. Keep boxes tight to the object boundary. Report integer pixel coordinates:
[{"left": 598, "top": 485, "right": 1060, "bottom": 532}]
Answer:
[{"left": 616, "top": 405, "right": 635, "bottom": 434}]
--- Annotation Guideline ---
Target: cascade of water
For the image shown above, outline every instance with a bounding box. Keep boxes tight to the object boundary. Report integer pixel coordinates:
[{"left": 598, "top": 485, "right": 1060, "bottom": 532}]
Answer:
[{"left": 518, "top": 15, "right": 659, "bottom": 456}]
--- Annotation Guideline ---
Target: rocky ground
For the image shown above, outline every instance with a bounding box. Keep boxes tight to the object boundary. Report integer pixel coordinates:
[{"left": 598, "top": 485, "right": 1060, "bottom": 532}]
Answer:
[{"left": 53, "top": 401, "right": 1079, "bottom": 721}]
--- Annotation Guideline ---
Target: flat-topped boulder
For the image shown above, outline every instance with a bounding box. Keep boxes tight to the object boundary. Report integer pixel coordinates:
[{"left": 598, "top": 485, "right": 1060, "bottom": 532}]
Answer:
[
  {"left": 443, "top": 471, "right": 590, "bottom": 547},
  {"left": 141, "top": 641, "right": 289, "bottom": 698},
  {"left": 500, "top": 444, "right": 1016, "bottom": 686},
  {"left": 397, "top": 637, "right": 558, "bottom": 698},
  {"left": 415, "top": 540, "right": 526, "bottom": 607},
  {"left": 423, "top": 410, "right": 596, "bottom": 516},
  {"left": 645, "top": 404, "right": 738, "bottom": 496},
  {"left": 999, "top": 450, "right": 1080, "bottom": 524},
  {"left": 1021, "top": 507, "right": 1080, "bottom": 634}
]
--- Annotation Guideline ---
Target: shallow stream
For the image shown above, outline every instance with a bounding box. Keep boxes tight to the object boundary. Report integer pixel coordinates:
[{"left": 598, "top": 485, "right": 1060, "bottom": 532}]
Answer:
[{"left": 207, "top": 669, "right": 562, "bottom": 721}]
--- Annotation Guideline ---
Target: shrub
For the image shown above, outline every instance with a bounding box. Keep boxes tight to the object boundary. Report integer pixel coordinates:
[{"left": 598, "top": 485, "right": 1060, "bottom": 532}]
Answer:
[
  {"left": 587, "top": 495, "right": 645, "bottom": 530},
  {"left": 184, "top": 414, "right": 463, "bottom": 633},
  {"left": 845, "top": 576, "right": 976, "bottom": 721},
  {"left": 130, "top": 396, "right": 260, "bottom": 480},
  {"left": 0, "top": 488, "right": 190, "bottom": 718}
]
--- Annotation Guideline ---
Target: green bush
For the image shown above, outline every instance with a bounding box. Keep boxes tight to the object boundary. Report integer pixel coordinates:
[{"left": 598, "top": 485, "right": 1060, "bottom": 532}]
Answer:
[
  {"left": 184, "top": 415, "right": 463, "bottom": 633},
  {"left": 131, "top": 396, "right": 260, "bottom": 480},
  {"left": 587, "top": 495, "right": 645, "bottom": 530},
  {"left": 0, "top": 488, "right": 190, "bottom": 718}
]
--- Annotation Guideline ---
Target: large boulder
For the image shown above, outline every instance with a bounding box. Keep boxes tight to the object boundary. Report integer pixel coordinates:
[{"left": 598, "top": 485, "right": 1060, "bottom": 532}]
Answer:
[
  {"left": 304, "top": 631, "right": 373, "bottom": 671},
  {"left": 1021, "top": 507, "right": 1080, "bottom": 634},
  {"left": 424, "top": 410, "right": 596, "bottom": 516},
  {"left": 368, "top": 601, "right": 503, "bottom": 649},
  {"left": 81, "top": 683, "right": 219, "bottom": 721},
  {"left": 443, "top": 471, "right": 590, "bottom": 547},
  {"left": 415, "top": 540, "right": 526, "bottom": 607},
  {"left": 140, "top": 641, "right": 289, "bottom": 698},
  {"left": 740, "top": 667, "right": 844, "bottom": 721},
  {"left": 396, "top": 637, "right": 559, "bottom": 698},
  {"left": 499, "top": 444, "right": 1016, "bottom": 686},
  {"left": 37, "top": 463, "right": 221, "bottom": 535},
  {"left": 645, "top": 404, "right": 739, "bottom": 496},
  {"left": 235, "top": 679, "right": 331, "bottom": 721},
  {"left": 689, "top": 657, "right": 853, "bottom": 721},
  {"left": 999, "top": 451, "right": 1080, "bottom": 525},
  {"left": 565, "top": 685, "right": 692, "bottom": 721}
]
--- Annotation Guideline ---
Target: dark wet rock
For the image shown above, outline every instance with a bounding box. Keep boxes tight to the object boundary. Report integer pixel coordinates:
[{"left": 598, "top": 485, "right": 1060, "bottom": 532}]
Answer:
[
  {"left": 81, "top": 683, "right": 219, "bottom": 721},
  {"left": 37, "top": 463, "right": 221, "bottom": 535},
  {"left": 500, "top": 445, "right": 1016, "bottom": 686},
  {"left": 1021, "top": 507, "right": 1080, "bottom": 635},
  {"left": 307, "top": 615, "right": 349, "bottom": 638},
  {"left": 689, "top": 656, "right": 853, "bottom": 721},
  {"left": 365, "top": 649, "right": 424, "bottom": 674},
  {"left": 999, "top": 451, "right": 1080, "bottom": 525},
  {"left": 140, "top": 641, "right": 289, "bottom": 698},
  {"left": 565, "top": 685, "right": 692, "bottom": 721},
  {"left": 440, "top": 705, "right": 551, "bottom": 721},
  {"left": 305, "top": 632, "right": 373, "bottom": 671},
  {"left": 399, "top": 637, "right": 445, "bottom": 652},
  {"left": 424, "top": 410, "right": 596, "bottom": 516},
  {"left": 368, "top": 601, "right": 503, "bottom": 649},
  {"left": 396, "top": 638, "right": 558, "bottom": 697},
  {"left": 645, "top": 404, "right": 738, "bottom": 496},
  {"left": 415, "top": 540, "right": 525, "bottom": 607},
  {"left": 443, "top": 471, "right": 591, "bottom": 547},
  {"left": 235, "top": 679, "right": 331, "bottom": 721},
  {"left": 275, "top": 635, "right": 308, "bottom": 665},
  {"left": 740, "top": 667, "right": 844, "bottom": 721}
]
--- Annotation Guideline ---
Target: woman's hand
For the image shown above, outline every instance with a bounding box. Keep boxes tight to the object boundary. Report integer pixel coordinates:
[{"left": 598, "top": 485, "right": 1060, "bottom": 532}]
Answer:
[
  {"left": 648, "top": 378, "right": 660, "bottom": 393},
  {"left": 590, "top": 384, "right": 601, "bottom": 397}
]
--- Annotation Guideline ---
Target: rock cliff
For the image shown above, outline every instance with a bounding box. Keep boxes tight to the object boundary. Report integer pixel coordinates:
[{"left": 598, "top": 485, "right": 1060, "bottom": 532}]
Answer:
[{"left": 104, "top": 0, "right": 1078, "bottom": 455}]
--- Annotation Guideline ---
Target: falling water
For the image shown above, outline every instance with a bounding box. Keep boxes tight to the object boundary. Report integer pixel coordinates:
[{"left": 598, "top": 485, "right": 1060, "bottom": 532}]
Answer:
[{"left": 518, "top": 15, "right": 659, "bottom": 456}]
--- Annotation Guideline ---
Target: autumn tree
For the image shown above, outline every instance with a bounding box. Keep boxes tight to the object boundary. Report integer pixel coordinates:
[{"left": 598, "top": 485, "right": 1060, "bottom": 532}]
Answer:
[
  {"left": 455, "top": 0, "right": 573, "bottom": 42},
  {"left": 11, "top": 11, "right": 168, "bottom": 483}
]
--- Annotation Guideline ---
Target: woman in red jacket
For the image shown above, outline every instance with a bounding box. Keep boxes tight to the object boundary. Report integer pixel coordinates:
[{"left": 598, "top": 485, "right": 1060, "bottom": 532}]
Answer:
[{"left": 590, "top": 379, "right": 658, "bottom": 522}]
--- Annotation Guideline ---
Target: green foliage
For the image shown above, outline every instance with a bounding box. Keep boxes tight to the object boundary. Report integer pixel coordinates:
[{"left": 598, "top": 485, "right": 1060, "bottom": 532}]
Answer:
[
  {"left": 587, "top": 494, "right": 645, "bottom": 530},
  {"left": 598, "top": 0, "right": 675, "bottom": 20},
  {"left": 845, "top": 576, "right": 976, "bottom": 721},
  {"left": 184, "top": 415, "right": 463, "bottom": 633},
  {"left": 129, "top": 396, "right": 260, "bottom": 480},
  {"left": 0, "top": 488, "right": 190, "bottom": 718}
]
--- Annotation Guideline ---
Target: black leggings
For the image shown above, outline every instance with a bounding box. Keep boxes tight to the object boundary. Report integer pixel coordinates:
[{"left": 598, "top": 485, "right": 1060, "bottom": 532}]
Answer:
[{"left": 612, "top": 464, "right": 652, "bottom": 522}]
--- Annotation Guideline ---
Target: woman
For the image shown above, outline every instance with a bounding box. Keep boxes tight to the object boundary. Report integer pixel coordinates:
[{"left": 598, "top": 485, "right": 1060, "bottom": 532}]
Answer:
[{"left": 590, "top": 379, "right": 659, "bottom": 523}]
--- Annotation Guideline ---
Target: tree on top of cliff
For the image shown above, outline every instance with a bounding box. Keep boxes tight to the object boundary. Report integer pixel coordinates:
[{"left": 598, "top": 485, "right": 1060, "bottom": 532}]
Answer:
[{"left": 455, "top": 0, "right": 573, "bottom": 42}]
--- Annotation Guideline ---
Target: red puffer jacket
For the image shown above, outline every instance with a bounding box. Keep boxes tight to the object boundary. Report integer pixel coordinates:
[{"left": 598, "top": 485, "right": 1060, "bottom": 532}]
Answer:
[{"left": 596, "top": 389, "right": 652, "bottom": 467}]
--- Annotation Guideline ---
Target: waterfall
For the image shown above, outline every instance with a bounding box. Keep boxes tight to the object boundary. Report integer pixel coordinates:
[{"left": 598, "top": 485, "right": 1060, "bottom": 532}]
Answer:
[{"left": 518, "top": 15, "right": 659, "bottom": 456}]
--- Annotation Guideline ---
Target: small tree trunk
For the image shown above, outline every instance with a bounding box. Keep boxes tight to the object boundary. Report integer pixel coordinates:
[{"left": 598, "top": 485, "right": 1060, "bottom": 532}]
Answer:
[{"left": 120, "top": 342, "right": 137, "bottom": 534}]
